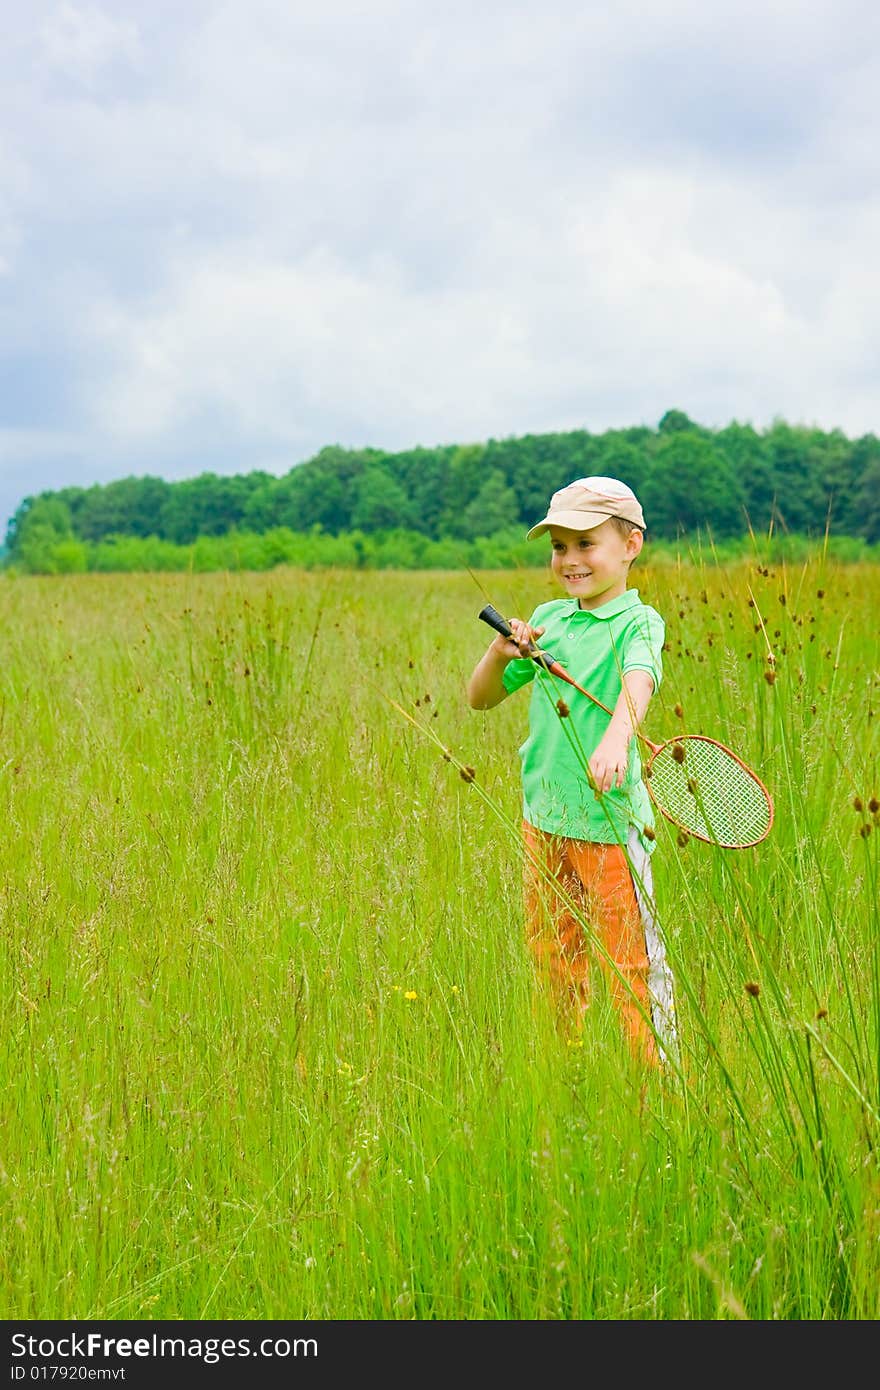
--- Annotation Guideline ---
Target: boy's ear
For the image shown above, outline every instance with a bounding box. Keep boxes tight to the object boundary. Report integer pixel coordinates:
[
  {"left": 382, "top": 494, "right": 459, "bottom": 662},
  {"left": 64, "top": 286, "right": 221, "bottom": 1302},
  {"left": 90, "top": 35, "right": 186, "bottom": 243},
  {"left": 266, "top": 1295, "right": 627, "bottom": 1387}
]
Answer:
[{"left": 627, "top": 527, "right": 644, "bottom": 561}]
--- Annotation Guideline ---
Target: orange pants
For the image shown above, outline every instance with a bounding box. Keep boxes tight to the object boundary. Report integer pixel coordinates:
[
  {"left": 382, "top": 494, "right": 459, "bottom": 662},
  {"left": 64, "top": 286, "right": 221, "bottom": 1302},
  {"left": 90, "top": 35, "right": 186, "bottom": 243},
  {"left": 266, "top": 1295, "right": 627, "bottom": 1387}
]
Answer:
[{"left": 522, "top": 821, "right": 659, "bottom": 1065}]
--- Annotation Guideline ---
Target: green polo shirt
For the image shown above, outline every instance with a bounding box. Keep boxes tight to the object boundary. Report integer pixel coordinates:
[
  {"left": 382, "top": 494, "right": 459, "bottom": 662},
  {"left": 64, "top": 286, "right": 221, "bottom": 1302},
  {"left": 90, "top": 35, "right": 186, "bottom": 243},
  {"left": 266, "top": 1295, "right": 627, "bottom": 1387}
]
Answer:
[{"left": 501, "top": 589, "right": 665, "bottom": 852}]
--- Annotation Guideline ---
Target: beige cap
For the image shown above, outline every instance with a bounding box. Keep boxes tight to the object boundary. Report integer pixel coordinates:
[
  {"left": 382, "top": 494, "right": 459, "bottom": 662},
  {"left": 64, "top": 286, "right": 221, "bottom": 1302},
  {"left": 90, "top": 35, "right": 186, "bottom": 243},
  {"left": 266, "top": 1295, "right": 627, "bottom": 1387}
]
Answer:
[{"left": 526, "top": 475, "right": 646, "bottom": 540}]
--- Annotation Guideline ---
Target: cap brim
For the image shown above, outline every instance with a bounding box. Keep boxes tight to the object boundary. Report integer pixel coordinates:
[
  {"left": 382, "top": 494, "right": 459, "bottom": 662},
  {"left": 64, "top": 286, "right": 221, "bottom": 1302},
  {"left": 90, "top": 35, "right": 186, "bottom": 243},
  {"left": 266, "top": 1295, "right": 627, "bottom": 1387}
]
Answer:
[{"left": 526, "top": 508, "right": 617, "bottom": 540}]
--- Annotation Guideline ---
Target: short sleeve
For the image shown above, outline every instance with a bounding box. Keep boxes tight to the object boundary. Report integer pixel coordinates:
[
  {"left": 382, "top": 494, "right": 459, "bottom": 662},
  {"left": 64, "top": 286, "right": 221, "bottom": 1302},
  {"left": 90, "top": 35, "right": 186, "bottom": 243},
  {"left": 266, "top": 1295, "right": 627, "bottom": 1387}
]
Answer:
[
  {"left": 502, "top": 656, "right": 536, "bottom": 695},
  {"left": 621, "top": 606, "right": 665, "bottom": 691}
]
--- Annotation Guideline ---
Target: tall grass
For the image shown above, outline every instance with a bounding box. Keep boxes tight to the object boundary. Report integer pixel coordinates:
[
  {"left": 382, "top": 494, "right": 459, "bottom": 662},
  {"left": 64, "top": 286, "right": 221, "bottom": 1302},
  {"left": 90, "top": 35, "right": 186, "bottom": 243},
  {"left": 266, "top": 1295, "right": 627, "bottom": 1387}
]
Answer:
[{"left": 0, "top": 557, "right": 877, "bottom": 1319}]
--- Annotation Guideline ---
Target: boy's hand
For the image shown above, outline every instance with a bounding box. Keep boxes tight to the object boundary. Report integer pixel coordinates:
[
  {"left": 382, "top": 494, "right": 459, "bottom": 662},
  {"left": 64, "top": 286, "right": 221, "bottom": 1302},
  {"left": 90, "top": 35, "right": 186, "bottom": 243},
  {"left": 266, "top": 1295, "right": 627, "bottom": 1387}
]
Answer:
[
  {"left": 467, "top": 616, "right": 546, "bottom": 710},
  {"left": 588, "top": 670, "right": 654, "bottom": 792},
  {"left": 589, "top": 731, "right": 631, "bottom": 793},
  {"left": 491, "top": 619, "right": 545, "bottom": 662}
]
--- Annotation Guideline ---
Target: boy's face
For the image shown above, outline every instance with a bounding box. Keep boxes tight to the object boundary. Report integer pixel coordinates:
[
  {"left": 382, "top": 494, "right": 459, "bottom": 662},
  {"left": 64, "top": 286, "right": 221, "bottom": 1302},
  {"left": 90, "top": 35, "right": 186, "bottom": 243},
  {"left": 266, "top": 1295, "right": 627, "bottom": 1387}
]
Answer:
[{"left": 548, "top": 519, "right": 643, "bottom": 610}]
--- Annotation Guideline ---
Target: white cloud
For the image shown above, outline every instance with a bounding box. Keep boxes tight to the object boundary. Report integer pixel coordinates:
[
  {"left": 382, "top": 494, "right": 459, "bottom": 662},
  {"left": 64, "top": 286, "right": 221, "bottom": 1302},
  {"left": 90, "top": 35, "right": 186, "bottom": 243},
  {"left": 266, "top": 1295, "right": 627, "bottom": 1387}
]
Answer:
[
  {"left": 2, "top": 0, "right": 880, "bottom": 530},
  {"left": 85, "top": 246, "right": 532, "bottom": 447},
  {"left": 39, "top": 2, "right": 142, "bottom": 83}
]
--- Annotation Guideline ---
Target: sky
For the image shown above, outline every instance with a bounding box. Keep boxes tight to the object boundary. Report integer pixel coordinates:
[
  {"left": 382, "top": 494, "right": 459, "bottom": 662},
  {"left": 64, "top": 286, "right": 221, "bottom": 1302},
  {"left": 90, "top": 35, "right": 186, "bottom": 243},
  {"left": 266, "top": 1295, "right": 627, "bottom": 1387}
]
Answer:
[{"left": 2, "top": 0, "right": 880, "bottom": 535}]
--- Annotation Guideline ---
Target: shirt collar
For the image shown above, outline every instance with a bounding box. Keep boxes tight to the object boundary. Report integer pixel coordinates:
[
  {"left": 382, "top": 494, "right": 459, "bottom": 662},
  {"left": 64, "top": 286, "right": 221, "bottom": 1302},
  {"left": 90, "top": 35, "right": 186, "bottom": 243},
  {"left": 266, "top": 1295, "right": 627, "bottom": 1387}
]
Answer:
[{"left": 564, "top": 589, "right": 642, "bottom": 621}]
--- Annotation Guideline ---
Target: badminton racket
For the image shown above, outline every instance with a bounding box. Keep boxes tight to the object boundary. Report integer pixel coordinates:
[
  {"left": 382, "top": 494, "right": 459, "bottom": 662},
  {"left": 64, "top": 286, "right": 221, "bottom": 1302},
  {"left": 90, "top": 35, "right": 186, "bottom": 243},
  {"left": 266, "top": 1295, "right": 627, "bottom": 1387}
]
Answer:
[{"left": 478, "top": 603, "right": 774, "bottom": 849}]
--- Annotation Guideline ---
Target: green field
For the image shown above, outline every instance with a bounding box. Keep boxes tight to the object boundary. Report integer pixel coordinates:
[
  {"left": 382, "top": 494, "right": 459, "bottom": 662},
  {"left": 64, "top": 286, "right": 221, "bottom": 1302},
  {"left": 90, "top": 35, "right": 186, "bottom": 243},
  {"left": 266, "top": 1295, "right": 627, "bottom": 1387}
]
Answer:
[{"left": 1, "top": 558, "right": 878, "bottom": 1320}]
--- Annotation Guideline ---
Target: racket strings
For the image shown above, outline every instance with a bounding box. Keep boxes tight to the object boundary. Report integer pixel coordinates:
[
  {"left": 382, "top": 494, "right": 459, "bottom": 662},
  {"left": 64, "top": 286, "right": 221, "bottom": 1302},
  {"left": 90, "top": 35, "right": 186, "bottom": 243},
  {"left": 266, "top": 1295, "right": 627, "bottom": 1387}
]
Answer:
[{"left": 646, "top": 737, "right": 772, "bottom": 847}]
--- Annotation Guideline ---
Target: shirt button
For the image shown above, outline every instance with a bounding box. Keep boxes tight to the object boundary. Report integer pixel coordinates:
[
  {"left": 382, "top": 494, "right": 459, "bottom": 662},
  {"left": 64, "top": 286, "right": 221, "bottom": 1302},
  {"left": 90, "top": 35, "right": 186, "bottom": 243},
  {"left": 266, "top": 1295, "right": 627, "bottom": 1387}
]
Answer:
[{"left": 567, "top": 632, "right": 576, "bottom": 640}]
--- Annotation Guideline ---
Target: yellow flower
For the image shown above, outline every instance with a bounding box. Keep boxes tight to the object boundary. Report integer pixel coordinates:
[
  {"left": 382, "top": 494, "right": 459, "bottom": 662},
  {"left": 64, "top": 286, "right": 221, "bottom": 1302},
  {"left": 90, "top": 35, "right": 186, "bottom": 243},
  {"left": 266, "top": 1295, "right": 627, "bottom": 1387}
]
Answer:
[{"left": 404, "top": 990, "right": 418, "bottom": 1000}]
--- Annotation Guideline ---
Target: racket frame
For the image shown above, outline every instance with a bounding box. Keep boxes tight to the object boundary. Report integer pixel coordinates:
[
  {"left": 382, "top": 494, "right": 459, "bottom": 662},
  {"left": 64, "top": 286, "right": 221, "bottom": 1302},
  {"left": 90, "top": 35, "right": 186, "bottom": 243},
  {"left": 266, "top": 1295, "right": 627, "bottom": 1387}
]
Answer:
[{"left": 641, "top": 733, "right": 775, "bottom": 847}]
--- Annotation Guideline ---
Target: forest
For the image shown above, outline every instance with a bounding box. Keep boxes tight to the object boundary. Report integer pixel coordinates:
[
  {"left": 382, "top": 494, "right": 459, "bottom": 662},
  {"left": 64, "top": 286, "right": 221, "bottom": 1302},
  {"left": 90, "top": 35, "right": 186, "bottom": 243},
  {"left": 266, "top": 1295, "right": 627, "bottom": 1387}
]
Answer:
[{"left": 5, "top": 410, "right": 880, "bottom": 573}]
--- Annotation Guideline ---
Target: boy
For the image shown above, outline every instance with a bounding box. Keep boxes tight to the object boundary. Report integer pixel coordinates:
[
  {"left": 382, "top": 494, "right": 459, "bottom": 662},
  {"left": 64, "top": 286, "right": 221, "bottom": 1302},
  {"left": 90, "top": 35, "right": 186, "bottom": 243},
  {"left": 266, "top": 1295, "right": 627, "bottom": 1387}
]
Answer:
[{"left": 466, "top": 476, "right": 678, "bottom": 1067}]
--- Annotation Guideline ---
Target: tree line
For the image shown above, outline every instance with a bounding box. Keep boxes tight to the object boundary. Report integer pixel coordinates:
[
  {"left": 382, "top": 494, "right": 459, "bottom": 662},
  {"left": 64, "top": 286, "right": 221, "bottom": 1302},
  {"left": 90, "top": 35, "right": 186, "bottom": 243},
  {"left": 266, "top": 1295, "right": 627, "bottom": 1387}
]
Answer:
[{"left": 6, "top": 409, "right": 880, "bottom": 573}]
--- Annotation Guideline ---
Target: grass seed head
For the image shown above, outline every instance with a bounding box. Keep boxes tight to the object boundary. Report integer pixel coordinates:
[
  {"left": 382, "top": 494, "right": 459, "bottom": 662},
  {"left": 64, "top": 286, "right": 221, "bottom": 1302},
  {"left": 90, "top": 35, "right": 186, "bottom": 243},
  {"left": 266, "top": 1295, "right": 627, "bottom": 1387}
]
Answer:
[
  {"left": 460, "top": 765, "right": 476, "bottom": 783},
  {"left": 672, "top": 742, "right": 686, "bottom": 763},
  {"left": 556, "top": 698, "right": 570, "bottom": 718},
  {"left": 853, "top": 796, "right": 864, "bottom": 812},
  {"left": 745, "top": 981, "right": 761, "bottom": 997}
]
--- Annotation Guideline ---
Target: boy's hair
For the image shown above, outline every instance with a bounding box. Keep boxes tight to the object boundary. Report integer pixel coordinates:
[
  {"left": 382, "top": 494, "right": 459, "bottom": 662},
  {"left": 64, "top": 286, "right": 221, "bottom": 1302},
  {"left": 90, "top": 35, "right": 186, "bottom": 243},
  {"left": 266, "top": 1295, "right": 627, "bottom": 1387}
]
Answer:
[{"left": 608, "top": 515, "right": 643, "bottom": 540}]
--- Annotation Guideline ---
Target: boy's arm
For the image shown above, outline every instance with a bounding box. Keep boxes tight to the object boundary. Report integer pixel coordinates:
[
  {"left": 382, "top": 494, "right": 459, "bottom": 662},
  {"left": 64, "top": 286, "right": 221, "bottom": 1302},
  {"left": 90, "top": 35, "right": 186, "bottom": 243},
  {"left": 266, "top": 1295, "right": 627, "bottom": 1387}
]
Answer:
[
  {"left": 466, "top": 619, "right": 545, "bottom": 710},
  {"left": 589, "top": 669, "right": 654, "bottom": 792}
]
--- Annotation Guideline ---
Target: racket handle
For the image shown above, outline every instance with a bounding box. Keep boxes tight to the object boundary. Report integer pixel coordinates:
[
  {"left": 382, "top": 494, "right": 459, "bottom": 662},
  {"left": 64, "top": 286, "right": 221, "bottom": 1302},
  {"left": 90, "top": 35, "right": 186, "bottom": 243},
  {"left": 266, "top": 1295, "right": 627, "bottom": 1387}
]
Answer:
[
  {"left": 477, "top": 605, "right": 558, "bottom": 674},
  {"left": 478, "top": 603, "right": 515, "bottom": 639}
]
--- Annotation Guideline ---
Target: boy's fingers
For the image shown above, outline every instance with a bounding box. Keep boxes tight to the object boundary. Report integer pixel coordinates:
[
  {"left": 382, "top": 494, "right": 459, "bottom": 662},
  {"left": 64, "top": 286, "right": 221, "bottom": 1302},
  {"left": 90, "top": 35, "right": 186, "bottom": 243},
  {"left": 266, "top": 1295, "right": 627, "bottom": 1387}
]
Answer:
[{"left": 590, "top": 757, "right": 626, "bottom": 793}]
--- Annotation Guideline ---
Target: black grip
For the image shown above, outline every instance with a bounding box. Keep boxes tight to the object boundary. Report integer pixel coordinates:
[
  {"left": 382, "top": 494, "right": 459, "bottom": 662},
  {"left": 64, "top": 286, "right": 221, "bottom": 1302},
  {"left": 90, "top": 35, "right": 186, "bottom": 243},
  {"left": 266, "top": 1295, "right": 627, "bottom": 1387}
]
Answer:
[
  {"left": 478, "top": 604, "right": 559, "bottom": 675},
  {"left": 478, "top": 603, "right": 514, "bottom": 638}
]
